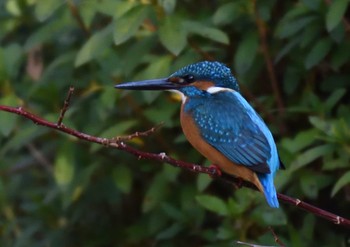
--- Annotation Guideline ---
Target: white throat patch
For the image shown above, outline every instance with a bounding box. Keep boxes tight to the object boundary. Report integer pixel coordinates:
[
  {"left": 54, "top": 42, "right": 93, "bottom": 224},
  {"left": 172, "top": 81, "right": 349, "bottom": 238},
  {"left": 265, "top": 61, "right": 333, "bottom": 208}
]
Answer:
[{"left": 168, "top": 89, "right": 187, "bottom": 103}]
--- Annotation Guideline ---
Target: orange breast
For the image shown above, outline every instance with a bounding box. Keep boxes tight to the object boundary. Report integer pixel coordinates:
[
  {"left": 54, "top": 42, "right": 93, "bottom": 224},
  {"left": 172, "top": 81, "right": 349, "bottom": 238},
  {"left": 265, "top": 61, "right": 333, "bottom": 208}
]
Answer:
[{"left": 180, "top": 103, "right": 264, "bottom": 193}]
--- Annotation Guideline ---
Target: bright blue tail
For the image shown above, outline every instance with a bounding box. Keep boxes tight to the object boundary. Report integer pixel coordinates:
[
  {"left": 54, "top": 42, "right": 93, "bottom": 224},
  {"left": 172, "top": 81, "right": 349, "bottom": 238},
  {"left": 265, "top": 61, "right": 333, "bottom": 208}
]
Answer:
[{"left": 258, "top": 173, "right": 279, "bottom": 208}]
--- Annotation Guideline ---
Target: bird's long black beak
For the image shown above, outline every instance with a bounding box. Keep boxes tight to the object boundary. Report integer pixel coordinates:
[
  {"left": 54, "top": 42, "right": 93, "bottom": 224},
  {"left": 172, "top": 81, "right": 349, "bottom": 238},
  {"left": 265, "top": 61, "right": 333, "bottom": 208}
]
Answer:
[{"left": 115, "top": 78, "right": 181, "bottom": 90}]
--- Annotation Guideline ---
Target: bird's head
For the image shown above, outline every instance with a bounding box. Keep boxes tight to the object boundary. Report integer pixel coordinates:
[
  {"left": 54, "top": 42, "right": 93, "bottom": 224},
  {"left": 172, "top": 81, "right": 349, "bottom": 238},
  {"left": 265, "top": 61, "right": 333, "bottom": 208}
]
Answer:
[{"left": 115, "top": 61, "right": 240, "bottom": 97}]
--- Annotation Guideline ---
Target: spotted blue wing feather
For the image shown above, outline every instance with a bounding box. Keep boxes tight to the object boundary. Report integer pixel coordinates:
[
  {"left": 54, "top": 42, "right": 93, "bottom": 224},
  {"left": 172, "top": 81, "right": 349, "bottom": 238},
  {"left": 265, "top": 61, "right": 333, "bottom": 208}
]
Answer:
[{"left": 187, "top": 91, "right": 272, "bottom": 173}]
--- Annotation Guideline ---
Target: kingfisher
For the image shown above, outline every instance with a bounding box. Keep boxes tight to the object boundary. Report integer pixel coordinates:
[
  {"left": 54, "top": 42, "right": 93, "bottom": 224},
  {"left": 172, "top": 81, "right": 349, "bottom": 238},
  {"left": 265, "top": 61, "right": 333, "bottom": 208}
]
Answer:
[{"left": 115, "top": 61, "right": 284, "bottom": 208}]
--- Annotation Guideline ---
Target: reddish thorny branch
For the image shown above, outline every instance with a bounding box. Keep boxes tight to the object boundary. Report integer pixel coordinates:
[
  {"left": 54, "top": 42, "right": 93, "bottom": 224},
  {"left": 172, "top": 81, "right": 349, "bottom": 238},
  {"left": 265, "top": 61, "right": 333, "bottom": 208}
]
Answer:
[{"left": 0, "top": 88, "right": 349, "bottom": 230}]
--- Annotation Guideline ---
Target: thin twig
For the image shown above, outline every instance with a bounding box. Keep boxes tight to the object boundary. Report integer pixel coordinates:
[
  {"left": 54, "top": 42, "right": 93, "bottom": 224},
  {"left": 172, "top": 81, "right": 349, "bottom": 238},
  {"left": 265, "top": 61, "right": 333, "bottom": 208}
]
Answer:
[
  {"left": 67, "top": 0, "right": 90, "bottom": 37},
  {"left": 57, "top": 86, "right": 74, "bottom": 126},
  {"left": 112, "top": 122, "right": 164, "bottom": 142},
  {"left": 268, "top": 227, "right": 285, "bottom": 247},
  {"left": 235, "top": 241, "right": 277, "bottom": 247},
  {"left": 26, "top": 144, "right": 52, "bottom": 173}
]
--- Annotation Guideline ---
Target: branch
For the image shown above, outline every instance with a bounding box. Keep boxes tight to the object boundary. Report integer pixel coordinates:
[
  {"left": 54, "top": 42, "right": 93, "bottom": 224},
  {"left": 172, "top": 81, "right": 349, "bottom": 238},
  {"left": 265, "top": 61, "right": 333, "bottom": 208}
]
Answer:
[
  {"left": 0, "top": 92, "right": 349, "bottom": 229},
  {"left": 253, "top": 1, "right": 285, "bottom": 115},
  {"left": 58, "top": 86, "right": 74, "bottom": 126},
  {"left": 67, "top": 0, "right": 90, "bottom": 37},
  {"left": 112, "top": 122, "right": 164, "bottom": 142},
  {"left": 268, "top": 227, "right": 285, "bottom": 247},
  {"left": 235, "top": 226, "right": 285, "bottom": 246}
]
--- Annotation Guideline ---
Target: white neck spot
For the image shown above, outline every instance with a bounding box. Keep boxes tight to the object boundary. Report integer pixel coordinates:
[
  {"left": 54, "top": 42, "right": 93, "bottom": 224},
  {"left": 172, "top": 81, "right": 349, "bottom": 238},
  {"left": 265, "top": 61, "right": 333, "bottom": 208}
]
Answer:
[{"left": 206, "top": 86, "right": 234, "bottom": 94}]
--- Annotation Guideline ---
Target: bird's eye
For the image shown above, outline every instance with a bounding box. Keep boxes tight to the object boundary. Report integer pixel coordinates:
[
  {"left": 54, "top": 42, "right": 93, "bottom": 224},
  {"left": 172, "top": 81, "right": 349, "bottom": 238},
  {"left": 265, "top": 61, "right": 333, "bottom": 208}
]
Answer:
[{"left": 182, "top": 74, "right": 195, "bottom": 84}]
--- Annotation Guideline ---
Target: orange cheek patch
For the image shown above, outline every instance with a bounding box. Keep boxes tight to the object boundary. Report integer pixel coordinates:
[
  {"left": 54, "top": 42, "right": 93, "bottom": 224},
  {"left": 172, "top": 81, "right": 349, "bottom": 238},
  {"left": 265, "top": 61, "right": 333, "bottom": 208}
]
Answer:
[{"left": 193, "top": 81, "right": 215, "bottom": 91}]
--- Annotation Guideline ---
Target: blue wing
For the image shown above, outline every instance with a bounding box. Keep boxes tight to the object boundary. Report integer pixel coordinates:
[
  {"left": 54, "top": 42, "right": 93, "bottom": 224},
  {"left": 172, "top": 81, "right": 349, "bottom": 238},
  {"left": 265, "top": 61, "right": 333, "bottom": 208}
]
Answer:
[{"left": 188, "top": 90, "right": 272, "bottom": 174}]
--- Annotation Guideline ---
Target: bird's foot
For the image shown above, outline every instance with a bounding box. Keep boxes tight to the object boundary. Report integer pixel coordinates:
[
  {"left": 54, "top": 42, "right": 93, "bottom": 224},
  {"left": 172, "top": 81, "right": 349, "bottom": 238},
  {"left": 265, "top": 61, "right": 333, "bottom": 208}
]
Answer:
[{"left": 208, "top": 164, "right": 222, "bottom": 178}]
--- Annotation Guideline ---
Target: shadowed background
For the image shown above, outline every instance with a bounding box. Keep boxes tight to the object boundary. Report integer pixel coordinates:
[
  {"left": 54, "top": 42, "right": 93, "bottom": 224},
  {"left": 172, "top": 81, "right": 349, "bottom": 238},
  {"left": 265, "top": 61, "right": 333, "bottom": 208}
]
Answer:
[{"left": 0, "top": 0, "right": 349, "bottom": 246}]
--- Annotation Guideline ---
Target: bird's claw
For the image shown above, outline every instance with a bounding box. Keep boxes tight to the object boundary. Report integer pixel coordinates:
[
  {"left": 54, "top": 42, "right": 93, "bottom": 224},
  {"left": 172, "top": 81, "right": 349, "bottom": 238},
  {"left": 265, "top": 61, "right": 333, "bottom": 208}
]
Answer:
[{"left": 208, "top": 164, "right": 222, "bottom": 178}]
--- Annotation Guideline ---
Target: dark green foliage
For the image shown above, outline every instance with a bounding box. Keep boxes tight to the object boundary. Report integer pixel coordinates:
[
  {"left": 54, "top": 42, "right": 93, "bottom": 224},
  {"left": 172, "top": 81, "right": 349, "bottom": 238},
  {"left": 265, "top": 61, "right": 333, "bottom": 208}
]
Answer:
[{"left": 0, "top": 0, "right": 349, "bottom": 246}]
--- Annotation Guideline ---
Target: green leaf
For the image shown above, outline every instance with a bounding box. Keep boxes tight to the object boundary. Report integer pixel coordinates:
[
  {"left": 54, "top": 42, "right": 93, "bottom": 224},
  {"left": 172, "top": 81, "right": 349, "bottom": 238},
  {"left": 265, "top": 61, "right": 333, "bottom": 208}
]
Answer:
[
  {"left": 79, "top": 0, "right": 98, "bottom": 27},
  {"left": 300, "top": 173, "right": 320, "bottom": 199},
  {"left": 109, "top": 1, "right": 136, "bottom": 18},
  {"left": 118, "top": 37, "right": 156, "bottom": 76},
  {"left": 75, "top": 24, "right": 113, "bottom": 67},
  {"left": 275, "top": 36, "right": 302, "bottom": 63},
  {"left": 142, "top": 175, "right": 168, "bottom": 212},
  {"left": 282, "top": 5, "right": 310, "bottom": 20},
  {"left": 135, "top": 56, "right": 172, "bottom": 80},
  {"left": 326, "top": 0, "right": 350, "bottom": 32},
  {"left": 234, "top": 31, "right": 259, "bottom": 75},
  {"left": 0, "top": 125, "right": 47, "bottom": 157},
  {"left": 309, "top": 116, "right": 331, "bottom": 134},
  {"left": 113, "top": 165, "right": 132, "bottom": 194},
  {"left": 196, "top": 173, "right": 212, "bottom": 192},
  {"left": 54, "top": 142, "right": 75, "bottom": 187},
  {"left": 227, "top": 198, "right": 246, "bottom": 216},
  {"left": 34, "top": 0, "right": 63, "bottom": 22},
  {"left": 302, "top": 0, "right": 322, "bottom": 10},
  {"left": 162, "top": 165, "right": 181, "bottom": 183},
  {"left": 217, "top": 226, "right": 234, "bottom": 240},
  {"left": 143, "top": 101, "right": 178, "bottom": 125},
  {"left": 99, "top": 120, "right": 138, "bottom": 137},
  {"left": 331, "top": 170, "right": 350, "bottom": 196},
  {"left": 305, "top": 38, "right": 332, "bottom": 69},
  {"left": 290, "top": 144, "right": 334, "bottom": 172},
  {"left": 0, "top": 48, "right": 6, "bottom": 81},
  {"left": 113, "top": 6, "right": 149, "bottom": 45},
  {"left": 299, "top": 171, "right": 332, "bottom": 199},
  {"left": 156, "top": 223, "right": 182, "bottom": 240},
  {"left": 161, "top": 203, "right": 183, "bottom": 221},
  {"left": 24, "top": 19, "right": 66, "bottom": 51},
  {"left": 300, "top": 22, "right": 323, "bottom": 48},
  {"left": 6, "top": 0, "right": 22, "bottom": 16},
  {"left": 3, "top": 43, "right": 23, "bottom": 79},
  {"left": 253, "top": 207, "right": 287, "bottom": 226},
  {"left": 325, "top": 88, "right": 346, "bottom": 111},
  {"left": 213, "top": 2, "right": 240, "bottom": 25},
  {"left": 183, "top": 21, "right": 229, "bottom": 44},
  {"left": 282, "top": 65, "right": 302, "bottom": 94},
  {"left": 159, "top": 15, "right": 187, "bottom": 55},
  {"left": 0, "top": 95, "right": 19, "bottom": 136},
  {"left": 275, "top": 16, "right": 316, "bottom": 38},
  {"left": 159, "top": 0, "right": 176, "bottom": 14},
  {"left": 330, "top": 41, "right": 350, "bottom": 69},
  {"left": 329, "top": 21, "right": 345, "bottom": 43},
  {"left": 262, "top": 208, "right": 288, "bottom": 226},
  {"left": 282, "top": 129, "right": 319, "bottom": 153},
  {"left": 195, "top": 195, "right": 228, "bottom": 216}
]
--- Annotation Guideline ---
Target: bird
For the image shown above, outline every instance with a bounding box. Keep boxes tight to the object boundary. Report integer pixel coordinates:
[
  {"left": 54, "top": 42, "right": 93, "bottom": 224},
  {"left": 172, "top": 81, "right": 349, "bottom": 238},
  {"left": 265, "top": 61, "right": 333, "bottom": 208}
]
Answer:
[{"left": 115, "top": 61, "right": 284, "bottom": 208}]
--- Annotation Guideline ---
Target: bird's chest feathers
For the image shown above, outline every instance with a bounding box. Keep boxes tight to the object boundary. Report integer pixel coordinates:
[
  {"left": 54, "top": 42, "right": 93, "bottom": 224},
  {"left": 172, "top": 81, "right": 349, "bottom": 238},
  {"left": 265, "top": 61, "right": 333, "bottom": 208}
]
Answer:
[
  {"left": 180, "top": 99, "right": 218, "bottom": 165},
  {"left": 180, "top": 97, "right": 223, "bottom": 148},
  {"left": 180, "top": 95, "right": 240, "bottom": 140}
]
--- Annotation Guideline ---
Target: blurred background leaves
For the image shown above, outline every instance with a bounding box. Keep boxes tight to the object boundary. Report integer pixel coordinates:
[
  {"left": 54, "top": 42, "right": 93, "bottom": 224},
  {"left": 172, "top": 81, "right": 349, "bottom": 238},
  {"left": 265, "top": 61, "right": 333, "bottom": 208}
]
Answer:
[{"left": 0, "top": 0, "right": 349, "bottom": 246}]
